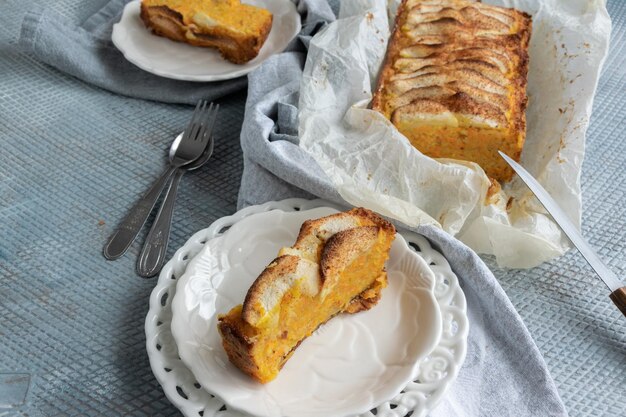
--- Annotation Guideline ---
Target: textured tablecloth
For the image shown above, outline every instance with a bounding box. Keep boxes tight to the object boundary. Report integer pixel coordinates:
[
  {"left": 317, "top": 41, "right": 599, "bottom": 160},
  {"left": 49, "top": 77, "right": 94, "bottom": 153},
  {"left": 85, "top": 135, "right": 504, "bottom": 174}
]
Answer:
[{"left": 0, "top": 1, "right": 624, "bottom": 417}]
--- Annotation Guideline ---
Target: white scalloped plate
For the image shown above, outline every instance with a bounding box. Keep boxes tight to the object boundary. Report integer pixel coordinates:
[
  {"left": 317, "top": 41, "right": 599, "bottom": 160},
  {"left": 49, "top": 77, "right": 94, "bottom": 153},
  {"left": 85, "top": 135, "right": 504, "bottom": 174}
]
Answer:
[
  {"left": 112, "top": 0, "right": 301, "bottom": 82},
  {"left": 145, "top": 199, "right": 468, "bottom": 417},
  {"left": 170, "top": 206, "right": 442, "bottom": 417}
]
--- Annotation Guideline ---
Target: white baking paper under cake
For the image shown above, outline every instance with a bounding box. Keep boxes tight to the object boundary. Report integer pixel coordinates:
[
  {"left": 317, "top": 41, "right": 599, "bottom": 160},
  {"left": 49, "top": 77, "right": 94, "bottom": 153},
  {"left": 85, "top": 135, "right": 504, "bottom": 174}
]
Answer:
[{"left": 298, "top": 0, "right": 611, "bottom": 268}]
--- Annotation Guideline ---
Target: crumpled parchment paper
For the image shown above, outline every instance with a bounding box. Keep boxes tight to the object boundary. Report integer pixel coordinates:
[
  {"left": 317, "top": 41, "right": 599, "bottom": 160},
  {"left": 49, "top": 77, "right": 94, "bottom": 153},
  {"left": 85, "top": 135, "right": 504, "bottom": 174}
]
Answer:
[{"left": 298, "top": 0, "right": 611, "bottom": 268}]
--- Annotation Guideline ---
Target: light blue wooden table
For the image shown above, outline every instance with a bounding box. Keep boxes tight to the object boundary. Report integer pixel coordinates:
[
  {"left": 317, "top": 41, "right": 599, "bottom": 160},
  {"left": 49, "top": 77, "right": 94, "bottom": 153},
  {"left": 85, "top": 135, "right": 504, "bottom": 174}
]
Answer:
[{"left": 1, "top": 0, "right": 624, "bottom": 416}]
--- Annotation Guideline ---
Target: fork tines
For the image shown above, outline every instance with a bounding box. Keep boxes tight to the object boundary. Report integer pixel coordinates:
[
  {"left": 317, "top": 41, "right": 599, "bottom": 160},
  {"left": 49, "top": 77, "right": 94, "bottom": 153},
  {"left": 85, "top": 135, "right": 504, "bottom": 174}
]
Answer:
[{"left": 184, "top": 101, "right": 218, "bottom": 139}]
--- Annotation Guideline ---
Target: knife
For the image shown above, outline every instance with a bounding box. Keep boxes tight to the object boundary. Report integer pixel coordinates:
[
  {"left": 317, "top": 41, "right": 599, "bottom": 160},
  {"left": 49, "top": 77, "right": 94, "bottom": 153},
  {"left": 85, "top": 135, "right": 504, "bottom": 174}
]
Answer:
[{"left": 499, "top": 151, "right": 626, "bottom": 318}]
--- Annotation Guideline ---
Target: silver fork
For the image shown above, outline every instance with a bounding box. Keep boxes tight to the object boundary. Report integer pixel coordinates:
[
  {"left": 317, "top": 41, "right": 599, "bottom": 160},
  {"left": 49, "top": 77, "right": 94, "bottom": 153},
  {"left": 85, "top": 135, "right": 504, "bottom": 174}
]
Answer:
[
  {"left": 136, "top": 107, "right": 219, "bottom": 277},
  {"left": 103, "top": 101, "right": 217, "bottom": 260}
]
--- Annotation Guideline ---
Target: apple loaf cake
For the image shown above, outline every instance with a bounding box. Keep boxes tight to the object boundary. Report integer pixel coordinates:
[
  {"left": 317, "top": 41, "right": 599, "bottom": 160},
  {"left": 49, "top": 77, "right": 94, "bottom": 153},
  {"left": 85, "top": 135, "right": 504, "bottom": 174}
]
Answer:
[{"left": 372, "top": 0, "right": 532, "bottom": 181}]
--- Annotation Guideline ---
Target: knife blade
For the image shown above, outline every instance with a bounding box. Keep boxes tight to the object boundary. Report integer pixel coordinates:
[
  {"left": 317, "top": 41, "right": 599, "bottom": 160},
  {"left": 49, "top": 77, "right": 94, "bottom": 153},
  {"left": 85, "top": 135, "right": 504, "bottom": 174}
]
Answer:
[{"left": 499, "top": 151, "right": 626, "bottom": 317}]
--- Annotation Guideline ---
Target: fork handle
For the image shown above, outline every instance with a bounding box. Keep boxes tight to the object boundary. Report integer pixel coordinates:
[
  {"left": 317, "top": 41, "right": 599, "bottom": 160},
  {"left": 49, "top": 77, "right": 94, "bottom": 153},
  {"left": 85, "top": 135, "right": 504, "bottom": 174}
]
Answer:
[
  {"left": 137, "top": 169, "right": 185, "bottom": 277},
  {"left": 103, "top": 165, "right": 178, "bottom": 260}
]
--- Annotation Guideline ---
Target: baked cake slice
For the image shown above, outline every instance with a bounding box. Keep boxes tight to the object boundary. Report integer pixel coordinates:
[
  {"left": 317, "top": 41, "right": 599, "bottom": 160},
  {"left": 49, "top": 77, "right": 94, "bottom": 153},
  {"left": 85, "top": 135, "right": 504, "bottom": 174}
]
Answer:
[
  {"left": 217, "top": 208, "right": 396, "bottom": 383},
  {"left": 372, "top": 0, "right": 531, "bottom": 181},
  {"left": 140, "top": 0, "right": 273, "bottom": 64}
]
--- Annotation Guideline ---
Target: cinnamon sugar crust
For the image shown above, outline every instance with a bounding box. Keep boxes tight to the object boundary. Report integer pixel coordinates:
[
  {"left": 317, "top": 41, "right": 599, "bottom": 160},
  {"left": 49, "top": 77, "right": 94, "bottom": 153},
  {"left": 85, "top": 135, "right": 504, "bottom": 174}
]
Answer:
[{"left": 372, "top": 0, "right": 531, "bottom": 182}]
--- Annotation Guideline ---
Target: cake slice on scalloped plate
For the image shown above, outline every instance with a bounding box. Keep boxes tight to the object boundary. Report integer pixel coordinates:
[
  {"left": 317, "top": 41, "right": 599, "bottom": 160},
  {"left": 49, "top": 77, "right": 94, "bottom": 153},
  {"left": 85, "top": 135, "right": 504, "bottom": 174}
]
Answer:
[{"left": 217, "top": 208, "right": 396, "bottom": 383}]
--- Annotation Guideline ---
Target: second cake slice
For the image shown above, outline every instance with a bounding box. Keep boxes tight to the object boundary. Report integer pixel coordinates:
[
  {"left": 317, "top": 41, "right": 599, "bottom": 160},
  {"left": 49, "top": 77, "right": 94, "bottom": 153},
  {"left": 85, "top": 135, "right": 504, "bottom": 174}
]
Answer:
[{"left": 141, "top": 0, "right": 273, "bottom": 64}]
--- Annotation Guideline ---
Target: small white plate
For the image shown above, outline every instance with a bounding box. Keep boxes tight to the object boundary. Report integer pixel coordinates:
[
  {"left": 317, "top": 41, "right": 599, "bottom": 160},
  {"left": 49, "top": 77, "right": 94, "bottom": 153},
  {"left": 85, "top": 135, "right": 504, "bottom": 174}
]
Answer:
[
  {"left": 111, "top": 0, "right": 301, "bottom": 82},
  {"left": 170, "top": 206, "right": 443, "bottom": 417}
]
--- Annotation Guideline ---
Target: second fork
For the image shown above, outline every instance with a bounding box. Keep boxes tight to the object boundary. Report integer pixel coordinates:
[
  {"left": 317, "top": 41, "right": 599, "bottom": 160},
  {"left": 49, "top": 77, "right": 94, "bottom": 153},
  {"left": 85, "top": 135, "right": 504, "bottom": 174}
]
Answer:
[{"left": 136, "top": 107, "right": 219, "bottom": 277}]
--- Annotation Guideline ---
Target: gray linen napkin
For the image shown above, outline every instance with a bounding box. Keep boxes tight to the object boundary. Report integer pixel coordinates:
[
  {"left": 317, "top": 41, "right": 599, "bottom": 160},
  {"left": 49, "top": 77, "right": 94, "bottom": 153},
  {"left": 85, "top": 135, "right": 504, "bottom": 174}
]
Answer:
[
  {"left": 18, "top": 0, "right": 334, "bottom": 105},
  {"left": 237, "top": 39, "right": 569, "bottom": 417}
]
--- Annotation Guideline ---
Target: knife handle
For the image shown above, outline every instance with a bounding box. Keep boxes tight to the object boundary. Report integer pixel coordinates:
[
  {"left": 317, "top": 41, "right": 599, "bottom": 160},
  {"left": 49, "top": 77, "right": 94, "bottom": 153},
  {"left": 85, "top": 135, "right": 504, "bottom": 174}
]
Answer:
[{"left": 609, "top": 287, "right": 626, "bottom": 318}]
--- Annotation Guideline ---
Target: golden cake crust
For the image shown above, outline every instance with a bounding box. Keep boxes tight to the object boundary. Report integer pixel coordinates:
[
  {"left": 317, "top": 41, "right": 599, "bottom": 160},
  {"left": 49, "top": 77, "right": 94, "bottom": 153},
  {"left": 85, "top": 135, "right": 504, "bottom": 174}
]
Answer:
[{"left": 372, "top": 0, "right": 531, "bottom": 181}]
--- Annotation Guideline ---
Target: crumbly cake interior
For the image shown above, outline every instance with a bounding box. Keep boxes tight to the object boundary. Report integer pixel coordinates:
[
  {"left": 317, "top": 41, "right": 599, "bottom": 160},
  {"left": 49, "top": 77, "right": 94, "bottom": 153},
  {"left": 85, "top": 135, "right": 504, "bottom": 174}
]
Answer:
[{"left": 219, "top": 258, "right": 388, "bottom": 383}]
